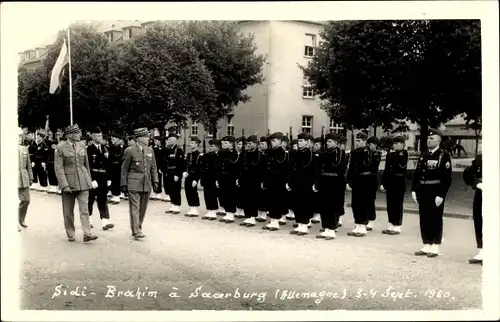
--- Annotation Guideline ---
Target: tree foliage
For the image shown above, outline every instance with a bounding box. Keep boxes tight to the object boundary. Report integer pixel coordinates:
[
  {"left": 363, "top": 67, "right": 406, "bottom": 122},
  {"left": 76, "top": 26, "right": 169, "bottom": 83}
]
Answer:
[{"left": 302, "top": 20, "right": 481, "bottom": 151}]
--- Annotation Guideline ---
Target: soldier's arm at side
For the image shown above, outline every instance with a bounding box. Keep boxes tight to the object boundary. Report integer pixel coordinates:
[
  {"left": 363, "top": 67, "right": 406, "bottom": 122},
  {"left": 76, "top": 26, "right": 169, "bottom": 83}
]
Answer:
[
  {"left": 176, "top": 149, "right": 186, "bottom": 177},
  {"left": 54, "top": 145, "right": 69, "bottom": 189},
  {"left": 151, "top": 148, "right": 159, "bottom": 184},
  {"left": 27, "top": 153, "right": 34, "bottom": 181},
  {"left": 346, "top": 151, "right": 355, "bottom": 186},
  {"left": 438, "top": 152, "right": 453, "bottom": 198},
  {"left": 121, "top": 148, "right": 132, "bottom": 187},
  {"left": 381, "top": 153, "right": 390, "bottom": 187}
]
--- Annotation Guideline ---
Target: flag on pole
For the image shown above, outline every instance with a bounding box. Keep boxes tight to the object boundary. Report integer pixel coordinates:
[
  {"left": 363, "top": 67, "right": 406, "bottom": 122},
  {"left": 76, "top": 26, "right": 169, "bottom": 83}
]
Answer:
[{"left": 49, "top": 40, "right": 69, "bottom": 94}]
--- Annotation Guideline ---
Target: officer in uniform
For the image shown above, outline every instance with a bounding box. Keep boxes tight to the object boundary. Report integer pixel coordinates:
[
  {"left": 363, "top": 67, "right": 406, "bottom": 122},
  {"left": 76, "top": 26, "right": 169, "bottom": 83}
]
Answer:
[
  {"left": 164, "top": 133, "right": 185, "bottom": 214},
  {"left": 256, "top": 136, "right": 270, "bottom": 222},
  {"left": 463, "top": 150, "right": 483, "bottom": 264},
  {"left": 33, "top": 131, "right": 49, "bottom": 192},
  {"left": 365, "top": 136, "right": 382, "bottom": 231},
  {"left": 183, "top": 136, "right": 203, "bottom": 217},
  {"left": 54, "top": 124, "right": 98, "bottom": 243},
  {"left": 238, "top": 135, "right": 267, "bottom": 227},
  {"left": 380, "top": 135, "right": 408, "bottom": 235},
  {"left": 46, "top": 139, "right": 59, "bottom": 193},
  {"left": 412, "top": 128, "right": 452, "bottom": 258},
  {"left": 201, "top": 139, "right": 220, "bottom": 220},
  {"left": 346, "top": 132, "right": 376, "bottom": 237},
  {"left": 235, "top": 136, "right": 246, "bottom": 218},
  {"left": 262, "top": 132, "right": 288, "bottom": 231},
  {"left": 288, "top": 133, "right": 317, "bottom": 235},
  {"left": 87, "top": 126, "right": 114, "bottom": 231},
  {"left": 314, "top": 132, "right": 348, "bottom": 240},
  {"left": 18, "top": 129, "right": 33, "bottom": 231},
  {"left": 108, "top": 132, "right": 125, "bottom": 204},
  {"left": 151, "top": 135, "right": 165, "bottom": 201},
  {"left": 120, "top": 127, "right": 159, "bottom": 240},
  {"left": 217, "top": 136, "right": 239, "bottom": 223}
]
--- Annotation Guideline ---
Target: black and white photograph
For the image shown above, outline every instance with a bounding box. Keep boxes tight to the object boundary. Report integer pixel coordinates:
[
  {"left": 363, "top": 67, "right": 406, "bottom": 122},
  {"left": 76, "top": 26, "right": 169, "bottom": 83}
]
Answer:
[{"left": 1, "top": 1, "right": 499, "bottom": 321}]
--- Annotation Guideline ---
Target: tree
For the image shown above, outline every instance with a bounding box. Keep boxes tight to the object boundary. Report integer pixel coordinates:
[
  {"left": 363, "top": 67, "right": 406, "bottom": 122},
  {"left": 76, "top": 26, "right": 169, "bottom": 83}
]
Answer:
[
  {"left": 177, "top": 21, "right": 266, "bottom": 136},
  {"left": 109, "top": 22, "right": 216, "bottom": 133},
  {"left": 302, "top": 20, "right": 481, "bottom": 151}
]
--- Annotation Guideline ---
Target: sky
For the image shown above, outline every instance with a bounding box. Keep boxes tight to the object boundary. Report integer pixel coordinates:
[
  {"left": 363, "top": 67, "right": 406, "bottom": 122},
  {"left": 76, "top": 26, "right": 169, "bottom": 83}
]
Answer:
[{"left": 14, "top": 17, "right": 71, "bottom": 53}]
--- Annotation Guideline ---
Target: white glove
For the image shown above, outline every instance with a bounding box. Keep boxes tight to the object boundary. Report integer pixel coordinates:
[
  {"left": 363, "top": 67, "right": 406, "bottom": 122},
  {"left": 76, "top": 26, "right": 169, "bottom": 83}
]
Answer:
[
  {"left": 286, "top": 183, "right": 291, "bottom": 191},
  {"left": 313, "top": 185, "right": 317, "bottom": 192},
  {"left": 216, "top": 181, "right": 219, "bottom": 188},
  {"left": 41, "top": 162, "right": 46, "bottom": 168},
  {"left": 192, "top": 180, "right": 198, "bottom": 188},
  {"left": 31, "top": 162, "right": 35, "bottom": 168},
  {"left": 346, "top": 184, "right": 352, "bottom": 191},
  {"left": 159, "top": 169, "right": 162, "bottom": 174},
  {"left": 412, "top": 191, "right": 418, "bottom": 203},
  {"left": 476, "top": 183, "right": 483, "bottom": 190},
  {"left": 236, "top": 179, "right": 240, "bottom": 187},
  {"left": 107, "top": 180, "right": 111, "bottom": 187},
  {"left": 435, "top": 196, "right": 443, "bottom": 207},
  {"left": 91, "top": 181, "right": 98, "bottom": 189},
  {"left": 174, "top": 176, "right": 179, "bottom": 182},
  {"left": 182, "top": 172, "right": 188, "bottom": 179},
  {"left": 261, "top": 182, "right": 265, "bottom": 189},
  {"left": 380, "top": 185, "right": 385, "bottom": 192}
]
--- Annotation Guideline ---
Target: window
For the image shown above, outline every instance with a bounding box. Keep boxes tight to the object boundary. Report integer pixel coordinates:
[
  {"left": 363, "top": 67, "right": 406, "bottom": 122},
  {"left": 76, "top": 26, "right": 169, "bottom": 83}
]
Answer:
[
  {"left": 124, "top": 28, "right": 132, "bottom": 40},
  {"left": 302, "top": 116, "right": 313, "bottom": 134},
  {"left": 304, "top": 34, "right": 317, "bottom": 57},
  {"left": 191, "top": 121, "right": 198, "bottom": 136},
  {"left": 302, "top": 76, "right": 314, "bottom": 98},
  {"left": 226, "top": 124, "right": 235, "bottom": 136},
  {"left": 329, "top": 119, "right": 345, "bottom": 134}
]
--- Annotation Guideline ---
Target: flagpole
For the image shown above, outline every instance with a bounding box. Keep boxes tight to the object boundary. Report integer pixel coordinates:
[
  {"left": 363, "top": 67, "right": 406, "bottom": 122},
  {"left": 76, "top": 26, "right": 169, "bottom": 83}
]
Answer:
[{"left": 67, "top": 27, "right": 74, "bottom": 125}]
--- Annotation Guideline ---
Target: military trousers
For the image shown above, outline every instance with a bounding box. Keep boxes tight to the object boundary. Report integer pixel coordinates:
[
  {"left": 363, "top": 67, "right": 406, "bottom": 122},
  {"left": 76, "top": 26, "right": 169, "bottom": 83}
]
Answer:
[
  {"left": 164, "top": 173, "right": 182, "bottom": 206},
  {"left": 218, "top": 175, "right": 237, "bottom": 213},
  {"left": 240, "top": 178, "right": 261, "bottom": 218},
  {"left": 416, "top": 187, "right": 444, "bottom": 245},
  {"left": 33, "top": 162, "right": 48, "bottom": 187},
  {"left": 18, "top": 188, "right": 30, "bottom": 224},
  {"left": 291, "top": 186, "right": 314, "bottom": 224},
  {"left": 202, "top": 180, "right": 219, "bottom": 211},
  {"left": 61, "top": 190, "right": 92, "bottom": 239},
  {"left": 109, "top": 163, "right": 122, "bottom": 196},
  {"left": 318, "top": 177, "right": 345, "bottom": 230},
  {"left": 385, "top": 177, "right": 406, "bottom": 226},
  {"left": 46, "top": 162, "right": 58, "bottom": 186},
  {"left": 351, "top": 177, "right": 373, "bottom": 224},
  {"left": 128, "top": 191, "right": 150, "bottom": 236},
  {"left": 266, "top": 180, "right": 288, "bottom": 219},
  {"left": 365, "top": 175, "right": 378, "bottom": 223},
  {"left": 89, "top": 176, "right": 110, "bottom": 219},
  {"left": 473, "top": 189, "right": 482, "bottom": 249},
  {"left": 184, "top": 175, "right": 200, "bottom": 207}
]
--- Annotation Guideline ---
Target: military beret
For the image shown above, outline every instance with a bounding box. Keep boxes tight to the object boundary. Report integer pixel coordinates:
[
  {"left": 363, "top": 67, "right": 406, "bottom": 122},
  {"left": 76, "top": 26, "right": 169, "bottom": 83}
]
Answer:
[
  {"left": 356, "top": 132, "right": 368, "bottom": 140},
  {"left": 89, "top": 126, "right": 102, "bottom": 134},
  {"left": 208, "top": 139, "right": 219, "bottom": 145},
  {"left": 338, "top": 136, "right": 347, "bottom": 144},
  {"left": 325, "top": 132, "right": 340, "bottom": 142},
  {"left": 246, "top": 135, "right": 258, "bottom": 143},
  {"left": 428, "top": 128, "right": 443, "bottom": 137},
  {"left": 221, "top": 135, "right": 236, "bottom": 143},
  {"left": 260, "top": 136, "right": 268, "bottom": 142},
  {"left": 167, "top": 132, "right": 178, "bottom": 139},
  {"left": 236, "top": 136, "right": 245, "bottom": 143},
  {"left": 269, "top": 132, "right": 284, "bottom": 140},
  {"left": 392, "top": 135, "right": 406, "bottom": 143},
  {"left": 291, "top": 139, "right": 298, "bottom": 146},
  {"left": 110, "top": 131, "right": 123, "bottom": 139},
  {"left": 367, "top": 136, "right": 380, "bottom": 145},
  {"left": 314, "top": 137, "right": 322, "bottom": 143},
  {"left": 190, "top": 136, "right": 201, "bottom": 143},
  {"left": 282, "top": 136, "right": 290, "bottom": 143},
  {"left": 297, "top": 133, "right": 312, "bottom": 140}
]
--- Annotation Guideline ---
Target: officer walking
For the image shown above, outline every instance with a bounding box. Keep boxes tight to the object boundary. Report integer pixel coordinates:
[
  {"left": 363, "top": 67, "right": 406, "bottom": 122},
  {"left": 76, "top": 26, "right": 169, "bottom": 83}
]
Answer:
[
  {"left": 365, "top": 136, "right": 382, "bottom": 231},
  {"left": 262, "top": 132, "right": 288, "bottom": 231},
  {"left": 314, "top": 132, "right": 348, "bottom": 240},
  {"left": 120, "top": 128, "right": 159, "bottom": 240},
  {"left": 380, "top": 135, "right": 409, "bottom": 235},
  {"left": 217, "top": 136, "right": 239, "bottom": 223},
  {"left": 201, "top": 139, "right": 220, "bottom": 220},
  {"left": 238, "top": 135, "right": 267, "bottom": 227},
  {"left": 108, "top": 132, "right": 125, "bottom": 204},
  {"left": 54, "top": 124, "right": 98, "bottom": 243},
  {"left": 18, "top": 129, "right": 33, "bottom": 231},
  {"left": 164, "top": 133, "right": 185, "bottom": 214},
  {"left": 87, "top": 126, "right": 114, "bottom": 231},
  {"left": 463, "top": 147, "right": 482, "bottom": 264},
  {"left": 412, "top": 128, "right": 453, "bottom": 258},
  {"left": 183, "top": 136, "right": 203, "bottom": 217}
]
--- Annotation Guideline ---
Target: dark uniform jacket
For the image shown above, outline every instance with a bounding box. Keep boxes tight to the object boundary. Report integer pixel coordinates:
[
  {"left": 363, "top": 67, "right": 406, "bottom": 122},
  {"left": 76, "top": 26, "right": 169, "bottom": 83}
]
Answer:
[
  {"left": 185, "top": 150, "right": 203, "bottom": 182},
  {"left": 315, "top": 147, "right": 348, "bottom": 187},
  {"left": 411, "top": 148, "right": 452, "bottom": 198},
  {"left": 163, "top": 145, "right": 185, "bottom": 177},
  {"left": 288, "top": 147, "right": 316, "bottom": 190},
  {"left": 152, "top": 146, "right": 165, "bottom": 173},
  {"left": 238, "top": 149, "right": 267, "bottom": 186},
  {"left": 216, "top": 149, "right": 239, "bottom": 181},
  {"left": 200, "top": 152, "right": 219, "bottom": 186},
  {"left": 264, "top": 147, "right": 288, "bottom": 189},
  {"left": 108, "top": 144, "right": 125, "bottom": 169},
  {"left": 381, "top": 149, "right": 409, "bottom": 188},
  {"left": 87, "top": 143, "right": 110, "bottom": 181},
  {"left": 346, "top": 147, "right": 381, "bottom": 187},
  {"left": 28, "top": 141, "right": 37, "bottom": 164},
  {"left": 463, "top": 154, "right": 482, "bottom": 188},
  {"left": 34, "top": 140, "right": 49, "bottom": 164},
  {"left": 120, "top": 144, "right": 159, "bottom": 192}
]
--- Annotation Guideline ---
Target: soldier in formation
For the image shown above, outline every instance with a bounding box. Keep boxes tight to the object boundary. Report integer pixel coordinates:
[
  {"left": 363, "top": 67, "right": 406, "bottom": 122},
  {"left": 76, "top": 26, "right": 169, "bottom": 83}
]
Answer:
[
  {"left": 183, "top": 136, "right": 203, "bottom": 217},
  {"left": 463, "top": 145, "right": 482, "bottom": 265}
]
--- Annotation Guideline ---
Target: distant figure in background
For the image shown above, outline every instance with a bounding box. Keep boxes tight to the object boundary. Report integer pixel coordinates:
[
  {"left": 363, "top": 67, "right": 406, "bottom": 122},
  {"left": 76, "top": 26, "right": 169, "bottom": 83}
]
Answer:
[
  {"left": 151, "top": 136, "right": 165, "bottom": 201},
  {"left": 463, "top": 149, "right": 483, "bottom": 264},
  {"left": 201, "top": 139, "right": 220, "bottom": 220},
  {"left": 18, "top": 130, "right": 33, "bottom": 231},
  {"left": 311, "top": 137, "right": 323, "bottom": 225},
  {"left": 365, "top": 136, "right": 382, "bottom": 231},
  {"left": 256, "top": 136, "right": 269, "bottom": 223},
  {"left": 33, "top": 131, "right": 49, "bottom": 192},
  {"left": 164, "top": 133, "right": 185, "bottom": 214},
  {"left": 337, "top": 135, "right": 348, "bottom": 227},
  {"left": 46, "top": 139, "right": 59, "bottom": 194},
  {"left": 285, "top": 139, "right": 298, "bottom": 221},
  {"left": 234, "top": 136, "right": 246, "bottom": 219},
  {"left": 217, "top": 136, "right": 239, "bottom": 224},
  {"left": 108, "top": 132, "right": 126, "bottom": 204}
]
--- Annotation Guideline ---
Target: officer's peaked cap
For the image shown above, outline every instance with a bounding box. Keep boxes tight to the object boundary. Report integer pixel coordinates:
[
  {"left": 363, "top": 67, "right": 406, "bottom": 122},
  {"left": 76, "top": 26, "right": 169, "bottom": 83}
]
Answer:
[
  {"left": 325, "top": 132, "right": 340, "bottom": 142},
  {"left": 428, "top": 128, "right": 443, "bottom": 137},
  {"left": 269, "top": 132, "right": 284, "bottom": 140},
  {"left": 221, "top": 135, "right": 236, "bottom": 143},
  {"left": 393, "top": 135, "right": 406, "bottom": 143},
  {"left": 246, "top": 135, "right": 259, "bottom": 143},
  {"left": 367, "top": 136, "right": 380, "bottom": 145}
]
